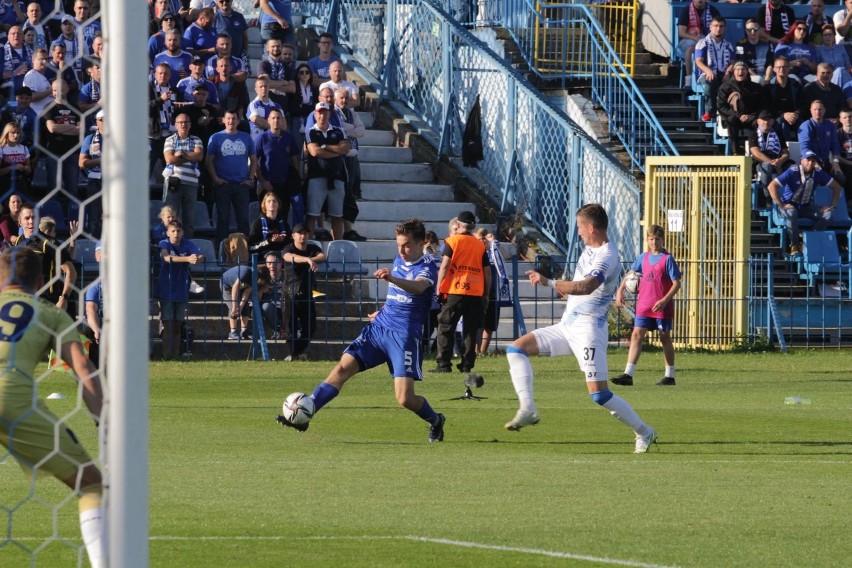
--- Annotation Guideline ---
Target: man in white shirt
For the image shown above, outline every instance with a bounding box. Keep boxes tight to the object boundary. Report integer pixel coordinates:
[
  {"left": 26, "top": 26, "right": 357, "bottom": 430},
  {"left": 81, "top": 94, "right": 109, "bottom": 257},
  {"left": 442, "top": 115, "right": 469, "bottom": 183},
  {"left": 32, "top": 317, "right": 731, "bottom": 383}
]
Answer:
[{"left": 318, "top": 60, "right": 359, "bottom": 108}]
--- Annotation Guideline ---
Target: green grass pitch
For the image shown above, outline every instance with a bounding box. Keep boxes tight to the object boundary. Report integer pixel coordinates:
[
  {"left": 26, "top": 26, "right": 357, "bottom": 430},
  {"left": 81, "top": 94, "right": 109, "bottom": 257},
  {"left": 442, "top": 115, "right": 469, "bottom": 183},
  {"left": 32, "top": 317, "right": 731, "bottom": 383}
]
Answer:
[{"left": 3, "top": 350, "right": 851, "bottom": 567}]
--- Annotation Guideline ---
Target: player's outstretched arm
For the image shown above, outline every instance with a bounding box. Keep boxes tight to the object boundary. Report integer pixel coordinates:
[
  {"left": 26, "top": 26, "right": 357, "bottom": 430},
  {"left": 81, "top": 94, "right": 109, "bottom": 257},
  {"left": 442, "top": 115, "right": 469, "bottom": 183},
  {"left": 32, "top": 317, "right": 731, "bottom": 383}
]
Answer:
[
  {"left": 374, "top": 268, "right": 432, "bottom": 295},
  {"left": 61, "top": 340, "right": 103, "bottom": 421}
]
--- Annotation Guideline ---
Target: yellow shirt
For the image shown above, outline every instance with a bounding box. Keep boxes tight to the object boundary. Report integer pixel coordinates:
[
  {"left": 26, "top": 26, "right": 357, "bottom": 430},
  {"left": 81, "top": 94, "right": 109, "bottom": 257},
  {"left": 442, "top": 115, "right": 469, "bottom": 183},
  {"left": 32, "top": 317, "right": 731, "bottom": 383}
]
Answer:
[{"left": 0, "top": 289, "right": 77, "bottom": 405}]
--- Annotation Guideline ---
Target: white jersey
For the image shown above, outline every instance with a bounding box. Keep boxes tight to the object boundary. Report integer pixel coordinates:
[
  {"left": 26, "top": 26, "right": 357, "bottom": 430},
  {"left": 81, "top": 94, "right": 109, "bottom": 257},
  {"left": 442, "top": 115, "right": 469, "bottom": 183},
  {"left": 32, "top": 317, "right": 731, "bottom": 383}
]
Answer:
[{"left": 561, "top": 241, "right": 620, "bottom": 326}]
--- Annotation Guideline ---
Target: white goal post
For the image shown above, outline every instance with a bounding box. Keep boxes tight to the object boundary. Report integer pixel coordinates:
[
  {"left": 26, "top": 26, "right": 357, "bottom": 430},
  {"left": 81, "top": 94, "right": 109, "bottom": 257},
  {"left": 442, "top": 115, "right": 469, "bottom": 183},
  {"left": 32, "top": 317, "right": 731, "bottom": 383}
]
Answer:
[{"left": 103, "top": 1, "right": 150, "bottom": 566}]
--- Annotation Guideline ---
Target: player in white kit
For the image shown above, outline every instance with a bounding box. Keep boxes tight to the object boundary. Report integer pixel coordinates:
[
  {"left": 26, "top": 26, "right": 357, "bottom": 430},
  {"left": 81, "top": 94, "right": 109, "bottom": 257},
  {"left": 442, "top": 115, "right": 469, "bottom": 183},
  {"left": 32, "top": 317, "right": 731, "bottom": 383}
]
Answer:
[{"left": 503, "top": 204, "right": 657, "bottom": 453}]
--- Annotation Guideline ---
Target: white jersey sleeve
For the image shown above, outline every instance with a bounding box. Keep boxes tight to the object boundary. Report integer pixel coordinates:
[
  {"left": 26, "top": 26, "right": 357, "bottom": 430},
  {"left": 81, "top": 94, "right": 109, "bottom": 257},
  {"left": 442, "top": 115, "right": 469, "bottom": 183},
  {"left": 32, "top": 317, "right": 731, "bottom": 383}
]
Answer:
[{"left": 562, "top": 241, "right": 620, "bottom": 325}]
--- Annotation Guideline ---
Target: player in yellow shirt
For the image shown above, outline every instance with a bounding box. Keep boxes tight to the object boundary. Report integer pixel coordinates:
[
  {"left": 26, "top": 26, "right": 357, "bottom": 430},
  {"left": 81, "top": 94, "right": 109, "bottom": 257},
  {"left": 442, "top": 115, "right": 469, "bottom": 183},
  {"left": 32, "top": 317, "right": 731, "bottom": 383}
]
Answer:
[{"left": 0, "top": 247, "right": 106, "bottom": 568}]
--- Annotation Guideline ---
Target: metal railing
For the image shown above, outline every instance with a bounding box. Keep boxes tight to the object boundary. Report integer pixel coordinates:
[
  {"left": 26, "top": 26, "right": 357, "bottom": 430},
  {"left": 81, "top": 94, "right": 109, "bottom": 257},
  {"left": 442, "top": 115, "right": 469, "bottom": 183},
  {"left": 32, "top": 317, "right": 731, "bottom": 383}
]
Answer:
[
  {"left": 502, "top": 0, "right": 678, "bottom": 172},
  {"left": 309, "top": 0, "right": 642, "bottom": 259}
]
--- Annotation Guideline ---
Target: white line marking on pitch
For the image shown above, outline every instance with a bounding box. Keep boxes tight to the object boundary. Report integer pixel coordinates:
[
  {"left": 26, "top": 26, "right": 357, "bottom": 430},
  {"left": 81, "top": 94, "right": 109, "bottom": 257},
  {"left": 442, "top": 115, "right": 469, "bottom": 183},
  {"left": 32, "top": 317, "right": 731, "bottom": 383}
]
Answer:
[{"left": 149, "top": 535, "right": 677, "bottom": 567}]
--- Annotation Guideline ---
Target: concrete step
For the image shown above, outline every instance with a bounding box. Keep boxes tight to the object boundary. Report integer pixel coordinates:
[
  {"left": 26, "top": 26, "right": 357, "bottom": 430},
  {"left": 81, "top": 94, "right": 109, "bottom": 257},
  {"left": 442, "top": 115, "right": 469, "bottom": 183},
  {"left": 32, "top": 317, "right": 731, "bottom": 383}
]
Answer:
[
  {"left": 361, "top": 130, "right": 395, "bottom": 146},
  {"left": 358, "top": 145, "right": 412, "bottom": 163},
  {"left": 361, "top": 182, "right": 454, "bottom": 201},
  {"left": 360, "top": 162, "right": 433, "bottom": 182},
  {"left": 356, "top": 201, "right": 476, "bottom": 221},
  {"left": 353, "top": 220, "right": 496, "bottom": 240},
  {"left": 356, "top": 111, "right": 373, "bottom": 128}
]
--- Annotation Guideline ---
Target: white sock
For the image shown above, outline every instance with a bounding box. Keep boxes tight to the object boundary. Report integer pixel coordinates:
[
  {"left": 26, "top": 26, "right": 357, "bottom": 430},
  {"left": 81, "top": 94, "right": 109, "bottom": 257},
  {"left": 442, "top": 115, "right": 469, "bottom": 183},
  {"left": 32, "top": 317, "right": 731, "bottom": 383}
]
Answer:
[
  {"left": 625, "top": 363, "right": 637, "bottom": 376},
  {"left": 80, "top": 507, "right": 106, "bottom": 568},
  {"left": 665, "top": 365, "right": 675, "bottom": 378},
  {"left": 602, "top": 393, "right": 652, "bottom": 436},
  {"left": 507, "top": 350, "right": 536, "bottom": 412}
]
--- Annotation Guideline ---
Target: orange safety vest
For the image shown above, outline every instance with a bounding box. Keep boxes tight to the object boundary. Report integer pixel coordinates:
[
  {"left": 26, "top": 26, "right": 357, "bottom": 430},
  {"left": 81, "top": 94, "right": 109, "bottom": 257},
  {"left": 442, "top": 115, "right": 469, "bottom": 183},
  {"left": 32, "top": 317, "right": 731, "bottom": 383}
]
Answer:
[{"left": 439, "top": 233, "right": 486, "bottom": 296}]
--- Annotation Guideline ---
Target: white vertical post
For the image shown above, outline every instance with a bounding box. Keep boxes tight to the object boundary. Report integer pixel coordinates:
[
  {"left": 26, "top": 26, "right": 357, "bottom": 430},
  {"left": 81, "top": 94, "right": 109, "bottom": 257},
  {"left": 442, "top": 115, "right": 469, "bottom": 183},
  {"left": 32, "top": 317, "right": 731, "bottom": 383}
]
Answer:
[{"left": 103, "top": 0, "right": 149, "bottom": 566}]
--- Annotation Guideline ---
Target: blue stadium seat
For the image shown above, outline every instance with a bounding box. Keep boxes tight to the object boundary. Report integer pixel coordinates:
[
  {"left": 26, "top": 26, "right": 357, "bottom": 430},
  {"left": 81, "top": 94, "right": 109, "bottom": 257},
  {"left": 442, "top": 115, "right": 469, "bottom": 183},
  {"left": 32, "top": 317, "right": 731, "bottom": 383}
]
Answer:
[
  {"left": 150, "top": 200, "right": 164, "bottom": 227},
  {"left": 211, "top": 204, "right": 238, "bottom": 232},
  {"left": 801, "top": 231, "right": 849, "bottom": 288},
  {"left": 75, "top": 238, "right": 100, "bottom": 276},
  {"left": 193, "top": 201, "right": 214, "bottom": 233},
  {"left": 190, "top": 238, "right": 221, "bottom": 274},
  {"left": 770, "top": 187, "right": 851, "bottom": 248},
  {"left": 320, "top": 240, "right": 367, "bottom": 275},
  {"left": 37, "top": 199, "right": 68, "bottom": 234}
]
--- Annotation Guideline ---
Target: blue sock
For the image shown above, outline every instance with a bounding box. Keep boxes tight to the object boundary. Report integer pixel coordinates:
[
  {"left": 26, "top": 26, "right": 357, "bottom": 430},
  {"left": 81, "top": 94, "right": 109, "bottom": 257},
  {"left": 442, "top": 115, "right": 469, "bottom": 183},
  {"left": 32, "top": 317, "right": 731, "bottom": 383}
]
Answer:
[
  {"left": 311, "top": 382, "right": 339, "bottom": 412},
  {"left": 416, "top": 397, "right": 439, "bottom": 424}
]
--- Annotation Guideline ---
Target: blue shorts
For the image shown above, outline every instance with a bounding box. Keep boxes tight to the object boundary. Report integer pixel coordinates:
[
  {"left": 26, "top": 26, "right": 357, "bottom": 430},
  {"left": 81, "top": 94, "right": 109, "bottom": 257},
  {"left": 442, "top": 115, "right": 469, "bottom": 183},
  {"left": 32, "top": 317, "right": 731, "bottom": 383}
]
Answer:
[
  {"left": 344, "top": 323, "right": 423, "bottom": 380},
  {"left": 635, "top": 316, "right": 673, "bottom": 332}
]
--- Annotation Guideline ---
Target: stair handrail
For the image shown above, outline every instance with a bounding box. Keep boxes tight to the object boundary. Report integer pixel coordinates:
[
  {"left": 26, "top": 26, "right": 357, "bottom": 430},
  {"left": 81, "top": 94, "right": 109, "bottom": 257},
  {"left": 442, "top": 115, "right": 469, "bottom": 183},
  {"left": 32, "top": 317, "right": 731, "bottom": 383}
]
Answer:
[
  {"left": 502, "top": 0, "right": 679, "bottom": 171},
  {"left": 313, "top": 0, "right": 644, "bottom": 259}
]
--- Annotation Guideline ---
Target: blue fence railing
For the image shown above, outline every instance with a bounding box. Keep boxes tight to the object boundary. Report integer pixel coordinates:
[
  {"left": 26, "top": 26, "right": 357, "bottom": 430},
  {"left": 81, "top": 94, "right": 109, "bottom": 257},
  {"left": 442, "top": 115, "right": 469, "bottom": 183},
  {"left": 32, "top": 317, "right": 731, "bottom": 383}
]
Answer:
[
  {"left": 307, "top": 0, "right": 642, "bottom": 261},
  {"left": 501, "top": 0, "right": 678, "bottom": 172}
]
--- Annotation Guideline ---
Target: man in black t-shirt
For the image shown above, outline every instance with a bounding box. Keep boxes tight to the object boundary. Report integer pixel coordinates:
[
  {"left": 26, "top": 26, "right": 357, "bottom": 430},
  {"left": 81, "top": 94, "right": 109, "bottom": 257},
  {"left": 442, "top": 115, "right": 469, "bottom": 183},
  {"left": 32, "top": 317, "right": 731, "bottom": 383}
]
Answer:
[
  {"left": 42, "top": 79, "right": 81, "bottom": 199},
  {"left": 280, "top": 224, "right": 325, "bottom": 360}
]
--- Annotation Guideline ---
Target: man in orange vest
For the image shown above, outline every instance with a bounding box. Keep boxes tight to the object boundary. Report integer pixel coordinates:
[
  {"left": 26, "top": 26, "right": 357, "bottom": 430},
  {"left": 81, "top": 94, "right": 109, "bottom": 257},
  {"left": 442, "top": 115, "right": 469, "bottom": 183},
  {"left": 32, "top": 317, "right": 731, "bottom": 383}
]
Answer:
[{"left": 430, "top": 210, "right": 491, "bottom": 375}]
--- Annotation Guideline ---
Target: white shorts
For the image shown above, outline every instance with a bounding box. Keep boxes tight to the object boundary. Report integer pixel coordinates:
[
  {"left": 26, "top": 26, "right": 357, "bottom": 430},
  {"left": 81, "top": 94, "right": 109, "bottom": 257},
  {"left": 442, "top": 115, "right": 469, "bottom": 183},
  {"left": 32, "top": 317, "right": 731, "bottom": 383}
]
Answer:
[{"left": 532, "top": 321, "right": 609, "bottom": 382}]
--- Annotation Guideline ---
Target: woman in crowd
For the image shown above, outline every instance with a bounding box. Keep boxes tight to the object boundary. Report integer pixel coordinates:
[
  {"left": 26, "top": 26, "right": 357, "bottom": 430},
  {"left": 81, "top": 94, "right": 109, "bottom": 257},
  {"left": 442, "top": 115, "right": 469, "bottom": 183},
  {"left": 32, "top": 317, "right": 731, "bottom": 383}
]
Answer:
[
  {"left": 289, "top": 63, "right": 319, "bottom": 153},
  {"left": 249, "top": 191, "right": 290, "bottom": 257},
  {"left": 816, "top": 25, "right": 852, "bottom": 87},
  {"left": 773, "top": 21, "right": 818, "bottom": 83},
  {"left": 0, "top": 193, "right": 24, "bottom": 244},
  {"left": 0, "top": 123, "right": 32, "bottom": 198}
]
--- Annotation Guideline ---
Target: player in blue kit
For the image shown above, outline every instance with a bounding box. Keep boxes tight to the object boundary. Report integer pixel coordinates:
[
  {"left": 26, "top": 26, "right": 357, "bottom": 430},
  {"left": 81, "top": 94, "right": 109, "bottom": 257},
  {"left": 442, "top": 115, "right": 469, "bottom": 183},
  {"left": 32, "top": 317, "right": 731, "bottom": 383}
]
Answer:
[{"left": 276, "top": 218, "right": 446, "bottom": 441}]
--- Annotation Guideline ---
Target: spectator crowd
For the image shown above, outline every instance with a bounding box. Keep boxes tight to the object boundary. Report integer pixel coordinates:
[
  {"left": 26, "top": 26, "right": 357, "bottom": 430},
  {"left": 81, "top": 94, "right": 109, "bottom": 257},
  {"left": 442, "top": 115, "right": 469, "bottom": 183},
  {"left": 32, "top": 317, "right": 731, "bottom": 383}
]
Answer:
[
  {"left": 680, "top": 0, "right": 852, "bottom": 254},
  {"left": 0, "top": 0, "right": 377, "bottom": 355}
]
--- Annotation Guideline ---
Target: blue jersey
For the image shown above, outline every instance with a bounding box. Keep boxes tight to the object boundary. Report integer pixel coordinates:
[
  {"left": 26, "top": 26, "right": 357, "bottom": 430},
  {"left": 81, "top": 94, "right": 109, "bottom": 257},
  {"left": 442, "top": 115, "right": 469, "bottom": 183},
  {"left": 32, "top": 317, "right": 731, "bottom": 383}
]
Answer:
[
  {"left": 156, "top": 238, "right": 201, "bottom": 301},
  {"left": 372, "top": 254, "right": 437, "bottom": 338}
]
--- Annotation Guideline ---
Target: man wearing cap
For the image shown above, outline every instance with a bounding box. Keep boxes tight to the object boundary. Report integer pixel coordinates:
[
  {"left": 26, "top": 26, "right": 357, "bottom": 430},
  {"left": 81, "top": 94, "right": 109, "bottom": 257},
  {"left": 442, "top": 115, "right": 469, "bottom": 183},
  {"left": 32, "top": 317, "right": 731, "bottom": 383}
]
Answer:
[
  {"left": 798, "top": 99, "right": 845, "bottom": 184},
  {"left": 767, "top": 152, "right": 843, "bottom": 255},
  {"left": 305, "top": 101, "right": 349, "bottom": 240},
  {"left": 280, "top": 225, "right": 325, "bottom": 360},
  {"left": 430, "top": 210, "right": 491, "bottom": 375},
  {"left": 749, "top": 109, "right": 790, "bottom": 206},
  {"left": 717, "top": 60, "right": 765, "bottom": 155},
  {"left": 77, "top": 57, "right": 101, "bottom": 113},
  {"left": 176, "top": 54, "right": 220, "bottom": 106},
  {"left": 182, "top": 6, "right": 217, "bottom": 57},
  {"left": 148, "top": 11, "right": 178, "bottom": 62},
  {"left": 205, "top": 108, "right": 256, "bottom": 243},
  {"left": 153, "top": 30, "right": 193, "bottom": 88},
  {"left": 163, "top": 112, "right": 204, "bottom": 238},
  {"left": 79, "top": 109, "right": 106, "bottom": 238},
  {"left": 53, "top": 15, "right": 82, "bottom": 73}
]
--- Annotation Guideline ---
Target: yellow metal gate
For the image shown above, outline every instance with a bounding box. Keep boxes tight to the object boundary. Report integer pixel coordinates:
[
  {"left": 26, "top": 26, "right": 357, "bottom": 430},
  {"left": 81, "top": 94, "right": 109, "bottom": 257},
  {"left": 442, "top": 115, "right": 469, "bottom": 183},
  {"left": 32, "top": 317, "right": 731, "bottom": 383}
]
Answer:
[{"left": 644, "top": 156, "right": 751, "bottom": 350}]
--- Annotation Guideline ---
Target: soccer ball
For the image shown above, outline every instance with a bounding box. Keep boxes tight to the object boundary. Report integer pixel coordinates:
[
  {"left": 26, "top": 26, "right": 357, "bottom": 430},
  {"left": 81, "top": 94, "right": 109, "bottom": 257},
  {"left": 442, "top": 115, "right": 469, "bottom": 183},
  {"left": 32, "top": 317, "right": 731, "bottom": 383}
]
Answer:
[
  {"left": 282, "top": 392, "right": 315, "bottom": 426},
  {"left": 624, "top": 271, "right": 640, "bottom": 295}
]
